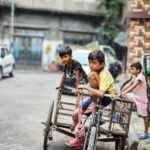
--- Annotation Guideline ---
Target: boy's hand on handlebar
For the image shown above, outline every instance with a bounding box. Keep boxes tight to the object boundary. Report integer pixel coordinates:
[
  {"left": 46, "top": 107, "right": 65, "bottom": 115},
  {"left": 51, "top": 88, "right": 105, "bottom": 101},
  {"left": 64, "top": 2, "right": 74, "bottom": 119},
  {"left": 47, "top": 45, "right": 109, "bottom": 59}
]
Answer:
[
  {"left": 56, "top": 86, "right": 61, "bottom": 90},
  {"left": 71, "top": 89, "right": 78, "bottom": 95},
  {"left": 116, "top": 91, "right": 124, "bottom": 97},
  {"left": 121, "top": 92, "right": 125, "bottom": 95},
  {"left": 119, "top": 92, "right": 126, "bottom": 99},
  {"left": 78, "top": 84, "right": 89, "bottom": 90}
]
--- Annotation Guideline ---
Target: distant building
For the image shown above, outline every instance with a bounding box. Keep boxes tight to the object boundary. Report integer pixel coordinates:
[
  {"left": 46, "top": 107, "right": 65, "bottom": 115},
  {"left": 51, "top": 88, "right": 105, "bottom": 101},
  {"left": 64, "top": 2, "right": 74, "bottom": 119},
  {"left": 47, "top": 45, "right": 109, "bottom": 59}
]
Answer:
[
  {"left": 0, "top": 0, "right": 105, "bottom": 66},
  {"left": 127, "top": 0, "right": 150, "bottom": 66}
]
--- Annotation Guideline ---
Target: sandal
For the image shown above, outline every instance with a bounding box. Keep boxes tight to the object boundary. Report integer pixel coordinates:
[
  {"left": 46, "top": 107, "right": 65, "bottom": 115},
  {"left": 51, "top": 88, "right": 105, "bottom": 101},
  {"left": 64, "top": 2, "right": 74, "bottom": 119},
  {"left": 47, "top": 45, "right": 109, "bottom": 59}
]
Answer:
[
  {"left": 65, "top": 138, "right": 84, "bottom": 147},
  {"left": 139, "top": 133, "right": 149, "bottom": 140}
]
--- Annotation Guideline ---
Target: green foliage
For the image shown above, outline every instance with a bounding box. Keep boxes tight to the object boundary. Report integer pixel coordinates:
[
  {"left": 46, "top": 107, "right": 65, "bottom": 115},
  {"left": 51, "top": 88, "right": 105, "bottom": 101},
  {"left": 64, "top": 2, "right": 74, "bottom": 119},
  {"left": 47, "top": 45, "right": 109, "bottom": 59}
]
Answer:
[
  {"left": 99, "top": 0, "right": 123, "bottom": 6},
  {"left": 101, "top": 22, "right": 119, "bottom": 40},
  {"left": 97, "top": 0, "right": 124, "bottom": 41}
]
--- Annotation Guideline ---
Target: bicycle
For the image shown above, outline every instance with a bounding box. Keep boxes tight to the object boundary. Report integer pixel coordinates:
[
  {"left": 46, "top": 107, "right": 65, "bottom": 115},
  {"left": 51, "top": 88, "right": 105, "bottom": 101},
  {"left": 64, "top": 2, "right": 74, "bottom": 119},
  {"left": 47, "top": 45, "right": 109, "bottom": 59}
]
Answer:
[
  {"left": 42, "top": 89, "right": 133, "bottom": 150},
  {"left": 83, "top": 94, "right": 133, "bottom": 150}
]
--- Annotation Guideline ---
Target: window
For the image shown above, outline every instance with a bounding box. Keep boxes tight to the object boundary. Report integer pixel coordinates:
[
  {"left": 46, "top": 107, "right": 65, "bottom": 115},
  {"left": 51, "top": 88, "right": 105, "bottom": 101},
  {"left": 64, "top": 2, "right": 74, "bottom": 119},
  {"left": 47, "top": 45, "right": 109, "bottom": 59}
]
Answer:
[{"left": 63, "top": 32, "right": 93, "bottom": 46}]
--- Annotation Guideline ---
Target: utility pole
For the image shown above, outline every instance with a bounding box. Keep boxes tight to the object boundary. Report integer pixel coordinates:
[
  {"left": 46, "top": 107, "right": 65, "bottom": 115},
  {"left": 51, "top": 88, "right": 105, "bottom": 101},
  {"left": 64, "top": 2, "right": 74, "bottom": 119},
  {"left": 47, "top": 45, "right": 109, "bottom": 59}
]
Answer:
[{"left": 10, "top": 0, "right": 15, "bottom": 50}]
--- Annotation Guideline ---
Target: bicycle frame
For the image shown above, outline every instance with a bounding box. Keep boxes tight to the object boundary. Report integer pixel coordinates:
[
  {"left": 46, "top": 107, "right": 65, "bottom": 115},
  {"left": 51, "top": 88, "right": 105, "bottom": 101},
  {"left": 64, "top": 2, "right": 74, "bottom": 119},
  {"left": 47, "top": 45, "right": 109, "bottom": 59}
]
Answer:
[{"left": 83, "top": 96, "right": 133, "bottom": 150}]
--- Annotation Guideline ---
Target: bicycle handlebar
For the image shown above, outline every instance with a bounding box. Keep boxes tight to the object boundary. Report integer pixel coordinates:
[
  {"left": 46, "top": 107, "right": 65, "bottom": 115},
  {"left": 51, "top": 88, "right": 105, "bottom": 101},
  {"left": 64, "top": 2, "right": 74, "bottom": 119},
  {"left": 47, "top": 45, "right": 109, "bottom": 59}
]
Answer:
[
  {"left": 78, "top": 90, "right": 121, "bottom": 99},
  {"left": 56, "top": 88, "right": 122, "bottom": 99}
]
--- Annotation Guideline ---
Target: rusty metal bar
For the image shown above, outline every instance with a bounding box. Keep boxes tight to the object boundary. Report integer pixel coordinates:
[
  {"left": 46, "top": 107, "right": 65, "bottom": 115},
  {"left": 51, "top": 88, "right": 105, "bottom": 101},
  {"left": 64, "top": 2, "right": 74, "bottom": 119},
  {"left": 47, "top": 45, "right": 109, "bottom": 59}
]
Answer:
[
  {"left": 56, "top": 127, "right": 74, "bottom": 138},
  {"left": 58, "top": 112, "right": 72, "bottom": 116},
  {"left": 59, "top": 107, "right": 74, "bottom": 111},
  {"left": 60, "top": 101, "right": 76, "bottom": 106}
]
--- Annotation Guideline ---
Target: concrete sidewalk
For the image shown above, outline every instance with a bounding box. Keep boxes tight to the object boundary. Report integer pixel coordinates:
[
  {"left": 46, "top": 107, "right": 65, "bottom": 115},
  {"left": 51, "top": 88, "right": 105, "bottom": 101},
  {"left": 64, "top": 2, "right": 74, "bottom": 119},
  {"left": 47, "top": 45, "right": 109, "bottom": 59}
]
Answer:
[
  {"left": 115, "top": 73, "right": 150, "bottom": 150},
  {"left": 129, "top": 112, "right": 150, "bottom": 150}
]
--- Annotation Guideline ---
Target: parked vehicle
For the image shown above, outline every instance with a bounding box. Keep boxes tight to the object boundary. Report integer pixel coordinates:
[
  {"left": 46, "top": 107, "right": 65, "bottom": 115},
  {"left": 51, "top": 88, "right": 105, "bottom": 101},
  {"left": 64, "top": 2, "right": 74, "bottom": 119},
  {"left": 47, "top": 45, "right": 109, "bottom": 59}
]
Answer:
[
  {"left": 99, "top": 45, "right": 116, "bottom": 69},
  {"left": 100, "top": 45, "right": 123, "bottom": 79},
  {"left": 73, "top": 46, "right": 123, "bottom": 79},
  {"left": 73, "top": 49, "right": 92, "bottom": 74},
  {"left": 0, "top": 44, "right": 15, "bottom": 80}
]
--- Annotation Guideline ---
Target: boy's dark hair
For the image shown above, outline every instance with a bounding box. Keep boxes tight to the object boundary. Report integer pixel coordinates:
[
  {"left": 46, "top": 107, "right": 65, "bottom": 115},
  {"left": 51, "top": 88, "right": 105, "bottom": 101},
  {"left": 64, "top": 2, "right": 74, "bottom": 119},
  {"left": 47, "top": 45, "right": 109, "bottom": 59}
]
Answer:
[
  {"left": 88, "top": 50, "right": 105, "bottom": 64},
  {"left": 130, "top": 62, "right": 142, "bottom": 72},
  {"left": 59, "top": 46, "right": 72, "bottom": 57}
]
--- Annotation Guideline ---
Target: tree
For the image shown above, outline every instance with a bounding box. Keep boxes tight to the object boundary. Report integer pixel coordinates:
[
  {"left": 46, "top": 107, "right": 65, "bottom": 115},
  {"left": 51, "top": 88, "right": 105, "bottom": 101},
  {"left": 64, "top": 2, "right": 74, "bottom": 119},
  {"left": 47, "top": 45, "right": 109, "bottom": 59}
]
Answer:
[{"left": 97, "top": 0, "right": 124, "bottom": 44}]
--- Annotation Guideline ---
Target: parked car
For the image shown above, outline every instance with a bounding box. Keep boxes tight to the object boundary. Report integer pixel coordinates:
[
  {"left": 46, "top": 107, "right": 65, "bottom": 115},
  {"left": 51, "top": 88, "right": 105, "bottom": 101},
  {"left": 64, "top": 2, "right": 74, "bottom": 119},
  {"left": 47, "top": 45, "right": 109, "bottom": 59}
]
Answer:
[{"left": 0, "top": 44, "right": 15, "bottom": 80}]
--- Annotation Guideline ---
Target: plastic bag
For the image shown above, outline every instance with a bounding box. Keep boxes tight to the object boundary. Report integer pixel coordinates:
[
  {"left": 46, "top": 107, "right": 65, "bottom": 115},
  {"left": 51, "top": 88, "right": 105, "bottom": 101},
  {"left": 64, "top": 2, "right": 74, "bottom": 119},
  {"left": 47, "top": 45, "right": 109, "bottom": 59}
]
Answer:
[{"left": 73, "top": 122, "right": 85, "bottom": 139}]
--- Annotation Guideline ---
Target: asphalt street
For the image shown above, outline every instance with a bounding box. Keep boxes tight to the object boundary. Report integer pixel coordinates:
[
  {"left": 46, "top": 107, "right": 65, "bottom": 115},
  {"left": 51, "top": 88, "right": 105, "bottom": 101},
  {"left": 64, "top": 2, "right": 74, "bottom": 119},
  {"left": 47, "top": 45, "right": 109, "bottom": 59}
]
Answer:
[
  {"left": 0, "top": 69, "right": 124, "bottom": 150},
  {"left": 0, "top": 70, "right": 72, "bottom": 150}
]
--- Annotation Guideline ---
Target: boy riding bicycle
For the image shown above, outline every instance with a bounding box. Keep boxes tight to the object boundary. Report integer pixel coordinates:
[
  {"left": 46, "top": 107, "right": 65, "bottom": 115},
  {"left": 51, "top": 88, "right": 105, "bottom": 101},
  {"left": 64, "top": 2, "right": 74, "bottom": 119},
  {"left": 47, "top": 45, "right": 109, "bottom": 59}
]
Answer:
[
  {"left": 57, "top": 46, "right": 88, "bottom": 94},
  {"left": 66, "top": 50, "right": 115, "bottom": 147}
]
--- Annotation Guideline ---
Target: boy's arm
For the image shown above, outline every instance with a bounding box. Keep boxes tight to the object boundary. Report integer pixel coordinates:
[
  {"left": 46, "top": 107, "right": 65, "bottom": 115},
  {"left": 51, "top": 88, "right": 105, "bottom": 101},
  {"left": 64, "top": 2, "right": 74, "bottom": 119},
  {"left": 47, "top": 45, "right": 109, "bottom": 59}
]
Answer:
[
  {"left": 78, "top": 84, "right": 105, "bottom": 97},
  {"left": 121, "top": 79, "right": 140, "bottom": 95},
  {"left": 121, "top": 81, "right": 132, "bottom": 93},
  {"left": 121, "top": 77, "right": 135, "bottom": 92},
  {"left": 75, "top": 69, "right": 80, "bottom": 88},
  {"left": 59, "top": 72, "right": 66, "bottom": 87}
]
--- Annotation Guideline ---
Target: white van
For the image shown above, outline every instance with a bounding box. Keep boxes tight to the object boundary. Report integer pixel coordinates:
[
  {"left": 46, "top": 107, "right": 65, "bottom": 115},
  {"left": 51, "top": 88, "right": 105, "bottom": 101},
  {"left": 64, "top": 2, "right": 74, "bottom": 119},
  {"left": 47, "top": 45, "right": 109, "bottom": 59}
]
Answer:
[
  {"left": 0, "top": 45, "right": 15, "bottom": 79},
  {"left": 73, "top": 49, "right": 92, "bottom": 74},
  {"left": 99, "top": 45, "right": 116, "bottom": 67}
]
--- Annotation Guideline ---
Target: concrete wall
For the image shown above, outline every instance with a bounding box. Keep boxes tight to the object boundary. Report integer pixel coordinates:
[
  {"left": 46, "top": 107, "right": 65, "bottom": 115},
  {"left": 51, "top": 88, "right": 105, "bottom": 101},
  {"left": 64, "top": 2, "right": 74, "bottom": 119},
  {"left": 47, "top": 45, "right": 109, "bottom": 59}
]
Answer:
[
  {"left": 0, "top": 0, "right": 103, "bottom": 41},
  {"left": 5, "top": 0, "right": 105, "bottom": 15},
  {"left": 0, "top": 7, "right": 101, "bottom": 67},
  {"left": 1, "top": 10, "right": 100, "bottom": 40},
  {"left": 0, "top": 9, "right": 10, "bottom": 40},
  {"left": 0, "top": 0, "right": 104, "bottom": 67}
]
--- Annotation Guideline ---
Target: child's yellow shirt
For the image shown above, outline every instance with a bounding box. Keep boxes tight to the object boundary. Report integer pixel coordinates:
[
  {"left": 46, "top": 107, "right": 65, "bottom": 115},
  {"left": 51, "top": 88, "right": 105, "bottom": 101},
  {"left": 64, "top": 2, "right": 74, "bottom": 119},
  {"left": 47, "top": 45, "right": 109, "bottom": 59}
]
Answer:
[{"left": 99, "top": 68, "right": 115, "bottom": 95}]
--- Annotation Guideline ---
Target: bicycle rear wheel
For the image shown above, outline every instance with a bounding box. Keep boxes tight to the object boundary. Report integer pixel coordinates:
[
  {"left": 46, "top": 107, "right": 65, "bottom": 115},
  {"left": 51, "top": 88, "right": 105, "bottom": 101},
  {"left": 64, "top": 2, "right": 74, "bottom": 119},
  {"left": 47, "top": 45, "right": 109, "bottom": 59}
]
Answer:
[{"left": 43, "top": 100, "right": 54, "bottom": 150}]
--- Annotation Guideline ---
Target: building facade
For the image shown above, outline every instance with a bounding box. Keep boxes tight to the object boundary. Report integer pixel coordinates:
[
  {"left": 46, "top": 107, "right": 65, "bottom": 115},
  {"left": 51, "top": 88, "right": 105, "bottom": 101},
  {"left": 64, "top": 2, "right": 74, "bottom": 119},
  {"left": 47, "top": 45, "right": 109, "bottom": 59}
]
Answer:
[
  {"left": 127, "top": 0, "right": 150, "bottom": 66},
  {"left": 0, "top": 0, "right": 105, "bottom": 67}
]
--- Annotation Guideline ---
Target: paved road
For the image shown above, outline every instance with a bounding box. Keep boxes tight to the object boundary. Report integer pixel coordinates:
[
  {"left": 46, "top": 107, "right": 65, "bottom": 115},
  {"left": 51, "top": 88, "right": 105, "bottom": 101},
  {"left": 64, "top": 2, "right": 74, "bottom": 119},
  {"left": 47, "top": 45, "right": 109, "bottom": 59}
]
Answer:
[
  {"left": 0, "top": 70, "right": 72, "bottom": 150},
  {"left": 0, "top": 70, "right": 118, "bottom": 150}
]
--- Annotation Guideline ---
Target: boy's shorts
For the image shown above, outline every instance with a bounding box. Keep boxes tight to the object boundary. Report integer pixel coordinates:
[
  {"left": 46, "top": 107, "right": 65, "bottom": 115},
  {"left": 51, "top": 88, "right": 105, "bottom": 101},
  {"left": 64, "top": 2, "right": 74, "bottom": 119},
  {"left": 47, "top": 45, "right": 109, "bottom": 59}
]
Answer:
[
  {"left": 125, "top": 93, "right": 148, "bottom": 117},
  {"left": 81, "top": 97, "right": 92, "bottom": 111},
  {"left": 81, "top": 96, "right": 112, "bottom": 111}
]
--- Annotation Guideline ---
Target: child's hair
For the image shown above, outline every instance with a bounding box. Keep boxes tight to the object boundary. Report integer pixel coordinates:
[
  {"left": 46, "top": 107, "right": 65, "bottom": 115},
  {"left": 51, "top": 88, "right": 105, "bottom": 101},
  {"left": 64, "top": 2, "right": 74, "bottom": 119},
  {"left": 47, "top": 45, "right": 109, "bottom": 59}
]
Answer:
[
  {"left": 88, "top": 50, "right": 105, "bottom": 64},
  {"left": 59, "top": 46, "right": 72, "bottom": 57},
  {"left": 130, "top": 62, "right": 142, "bottom": 72}
]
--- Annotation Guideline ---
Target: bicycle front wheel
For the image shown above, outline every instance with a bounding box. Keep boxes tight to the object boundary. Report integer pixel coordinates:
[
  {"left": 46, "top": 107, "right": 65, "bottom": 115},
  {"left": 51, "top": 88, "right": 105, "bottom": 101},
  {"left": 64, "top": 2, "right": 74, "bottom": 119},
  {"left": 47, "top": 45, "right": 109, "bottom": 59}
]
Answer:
[
  {"left": 43, "top": 100, "right": 54, "bottom": 150},
  {"left": 87, "top": 126, "right": 97, "bottom": 150},
  {"left": 83, "top": 126, "right": 97, "bottom": 150}
]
